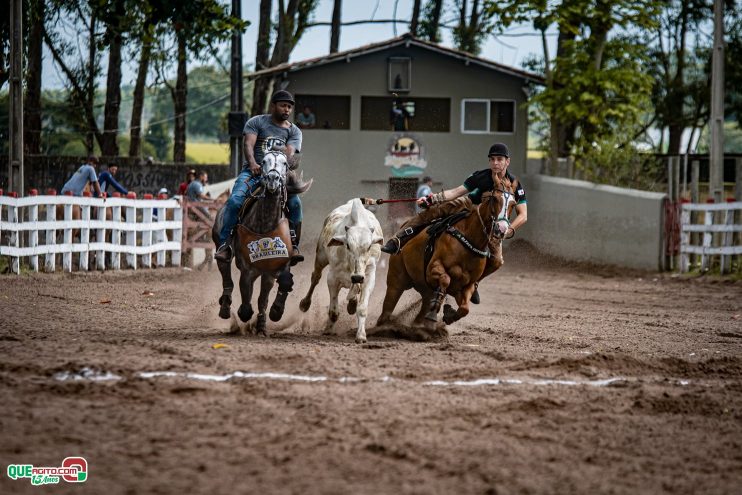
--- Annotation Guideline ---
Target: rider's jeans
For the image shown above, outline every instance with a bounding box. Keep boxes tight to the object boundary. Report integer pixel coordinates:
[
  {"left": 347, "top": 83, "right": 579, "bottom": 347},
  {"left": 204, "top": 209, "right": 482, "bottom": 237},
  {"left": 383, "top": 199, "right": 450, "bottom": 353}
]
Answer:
[{"left": 219, "top": 169, "right": 303, "bottom": 244}]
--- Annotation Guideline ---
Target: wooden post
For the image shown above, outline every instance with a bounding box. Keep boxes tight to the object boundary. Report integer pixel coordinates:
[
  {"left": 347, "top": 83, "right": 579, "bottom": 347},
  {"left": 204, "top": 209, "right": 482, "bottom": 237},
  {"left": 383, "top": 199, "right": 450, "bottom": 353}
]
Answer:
[
  {"left": 679, "top": 200, "right": 690, "bottom": 272},
  {"left": 701, "top": 200, "right": 714, "bottom": 272},
  {"left": 720, "top": 199, "right": 734, "bottom": 274},
  {"left": 690, "top": 160, "right": 701, "bottom": 268},
  {"left": 736, "top": 158, "right": 742, "bottom": 262},
  {"left": 111, "top": 205, "right": 121, "bottom": 270},
  {"left": 79, "top": 200, "right": 90, "bottom": 271},
  {"left": 45, "top": 200, "right": 56, "bottom": 272},
  {"left": 29, "top": 192, "right": 39, "bottom": 272},
  {"left": 141, "top": 195, "right": 153, "bottom": 268},
  {"left": 62, "top": 203, "right": 72, "bottom": 272},
  {"left": 155, "top": 198, "right": 167, "bottom": 267},
  {"left": 126, "top": 202, "right": 137, "bottom": 270},
  {"left": 172, "top": 204, "right": 183, "bottom": 267},
  {"left": 691, "top": 160, "right": 700, "bottom": 203},
  {"left": 9, "top": 199, "right": 19, "bottom": 274},
  {"left": 96, "top": 201, "right": 107, "bottom": 271}
]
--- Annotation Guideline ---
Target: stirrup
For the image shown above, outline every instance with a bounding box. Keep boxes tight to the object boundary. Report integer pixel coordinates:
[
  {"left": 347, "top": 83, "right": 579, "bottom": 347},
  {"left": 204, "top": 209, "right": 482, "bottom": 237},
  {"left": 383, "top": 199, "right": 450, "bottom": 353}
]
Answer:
[{"left": 215, "top": 243, "right": 233, "bottom": 263}]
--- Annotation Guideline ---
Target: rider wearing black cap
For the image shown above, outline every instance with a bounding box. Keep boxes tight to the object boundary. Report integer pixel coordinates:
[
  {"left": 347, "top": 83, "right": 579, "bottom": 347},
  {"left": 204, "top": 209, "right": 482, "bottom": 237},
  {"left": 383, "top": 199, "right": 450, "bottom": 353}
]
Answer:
[
  {"left": 216, "top": 89, "right": 305, "bottom": 264},
  {"left": 380, "top": 142, "right": 528, "bottom": 303}
]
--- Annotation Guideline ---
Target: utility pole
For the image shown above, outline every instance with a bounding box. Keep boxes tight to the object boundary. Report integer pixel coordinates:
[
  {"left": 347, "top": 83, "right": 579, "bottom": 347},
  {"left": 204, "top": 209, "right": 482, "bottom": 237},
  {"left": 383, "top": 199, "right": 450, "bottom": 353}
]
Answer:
[
  {"left": 9, "top": 0, "right": 24, "bottom": 195},
  {"left": 228, "top": 0, "right": 245, "bottom": 177},
  {"left": 709, "top": 0, "right": 725, "bottom": 202}
]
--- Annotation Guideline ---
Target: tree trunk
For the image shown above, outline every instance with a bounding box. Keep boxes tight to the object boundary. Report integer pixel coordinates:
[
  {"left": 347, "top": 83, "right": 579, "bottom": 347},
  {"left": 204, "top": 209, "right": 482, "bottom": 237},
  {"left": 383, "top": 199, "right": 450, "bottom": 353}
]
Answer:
[
  {"left": 426, "top": 0, "right": 443, "bottom": 43},
  {"left": 173, "top": 33, "right": 188, "bottom": 163},
  {"left": 330, "top": 0, "right": 341, "bottom": 53},
  {"left": 410, "top": 0, "right": 421, "bottom": 36},
  {"left": 86, "top": 13, "right": 98, "bottom": 153},
  {"left": 668, "top": 124, "right": 683, "bottom": 155},
  {"left": 24, "top": 0, "right": 44, "bottom": 155},
  {"left": 101, "top": 0, "right": 125, "bottom": 158},
  {"left": 129, "top": 29, "right": 152, "bottom": 158},
  {"left": 251, "top": 0, "right": 272, "bottom": 115}
]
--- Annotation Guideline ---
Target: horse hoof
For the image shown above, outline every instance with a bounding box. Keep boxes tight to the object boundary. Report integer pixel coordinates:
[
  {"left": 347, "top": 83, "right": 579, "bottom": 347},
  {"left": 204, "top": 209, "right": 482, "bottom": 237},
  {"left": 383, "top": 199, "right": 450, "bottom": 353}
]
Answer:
[
  {"left": 355, "top": 336, "right": 367, "bottom": 344},
  {"left": 329, "top": 311, "right": 339, "bottom": 323},
  {"left": 299, "top": 298, "right": 310, "bottom": 313},
  {"left": 442, "top": 304, "right": 456, "bottom": 325},
  {"left": 269, "top": 304, "right": 284, "bottom": 322},
  {"left": 347, "top": 299, "right": 357, "bottom": 315},
  {"left": 238, "top": 304, "right": 253, "bottom": 322},
  {"left": 218, "top": 306, "right": 231, "bottom": 320}
]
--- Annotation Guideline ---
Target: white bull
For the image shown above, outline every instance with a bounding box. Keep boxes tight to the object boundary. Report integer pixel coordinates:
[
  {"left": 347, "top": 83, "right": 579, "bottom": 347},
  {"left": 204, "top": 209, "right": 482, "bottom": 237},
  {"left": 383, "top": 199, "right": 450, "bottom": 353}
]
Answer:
[{"left": 299, "top": 198, "right": 383, "bottom": 343}]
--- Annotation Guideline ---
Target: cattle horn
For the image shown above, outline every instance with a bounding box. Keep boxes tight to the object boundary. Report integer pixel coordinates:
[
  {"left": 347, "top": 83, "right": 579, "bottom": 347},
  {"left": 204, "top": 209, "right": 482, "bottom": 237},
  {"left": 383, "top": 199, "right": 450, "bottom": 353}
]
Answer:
[{"left": 286, "top": 170, "right": 313, "bottom": 195}]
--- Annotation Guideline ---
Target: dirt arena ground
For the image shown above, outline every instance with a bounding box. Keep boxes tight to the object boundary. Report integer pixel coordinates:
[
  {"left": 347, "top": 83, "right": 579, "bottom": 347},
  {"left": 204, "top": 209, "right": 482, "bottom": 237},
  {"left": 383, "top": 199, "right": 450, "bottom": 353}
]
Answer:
[{"left": 1, "top": 240, "right": 741, "bottom": 494}]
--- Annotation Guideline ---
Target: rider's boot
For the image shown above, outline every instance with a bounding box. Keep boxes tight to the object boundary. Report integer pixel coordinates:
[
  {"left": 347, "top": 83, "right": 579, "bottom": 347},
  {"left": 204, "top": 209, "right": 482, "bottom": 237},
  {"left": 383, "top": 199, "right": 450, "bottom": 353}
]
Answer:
[
  {"left": 215, "top": 238, "right": 233, "bottom": 263},
  {"left": 381, "top": 225, "right": 425, "bottom": 255},
  {"left": 289, "top": 221, "right": 304, "bottom": 266}
]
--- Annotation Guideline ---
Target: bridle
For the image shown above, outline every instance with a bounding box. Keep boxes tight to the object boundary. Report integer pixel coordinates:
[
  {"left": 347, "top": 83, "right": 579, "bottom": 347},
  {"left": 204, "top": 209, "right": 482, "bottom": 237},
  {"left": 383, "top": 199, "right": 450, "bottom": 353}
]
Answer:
[{"left": 476, "top": 185, "right": 511, "bottom": 241}]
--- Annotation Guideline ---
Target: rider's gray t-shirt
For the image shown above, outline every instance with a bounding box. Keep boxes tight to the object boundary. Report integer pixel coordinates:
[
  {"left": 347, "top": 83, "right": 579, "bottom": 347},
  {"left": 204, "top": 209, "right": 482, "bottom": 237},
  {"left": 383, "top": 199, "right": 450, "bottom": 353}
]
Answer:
[
  {"left": 61, "top": 164, "right": 98, "bottom": 196},
  {"left": 243, "top": 114, "right": 302, "bottom": 171}
]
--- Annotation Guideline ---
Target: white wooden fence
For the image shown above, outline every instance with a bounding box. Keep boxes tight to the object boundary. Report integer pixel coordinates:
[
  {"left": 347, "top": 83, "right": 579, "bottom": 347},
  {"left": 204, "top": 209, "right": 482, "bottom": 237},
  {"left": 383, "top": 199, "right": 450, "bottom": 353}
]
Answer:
[
  {"left": 679, "top": 200, "right": 742, "bottom": 274},
  {"left": 0, "top": 193, "right": 183, "bottom": 274}
]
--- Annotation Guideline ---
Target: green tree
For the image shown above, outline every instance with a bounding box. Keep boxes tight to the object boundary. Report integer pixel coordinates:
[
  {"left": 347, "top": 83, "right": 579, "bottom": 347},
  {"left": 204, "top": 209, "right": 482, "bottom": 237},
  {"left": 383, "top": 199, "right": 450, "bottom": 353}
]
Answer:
[
  {"left": 487, "top": 0, "right": 659, "bottom": 182},
  {"left": 186, "top": 65, "right": 230, "bottom": 140}
]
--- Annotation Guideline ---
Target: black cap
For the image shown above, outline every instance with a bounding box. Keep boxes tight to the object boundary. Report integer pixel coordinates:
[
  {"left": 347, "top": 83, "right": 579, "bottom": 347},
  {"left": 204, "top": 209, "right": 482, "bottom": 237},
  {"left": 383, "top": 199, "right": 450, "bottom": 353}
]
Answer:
[
  {"left": 487, "top": 143, "right": 510, "bottom": 158},
  {"left": 271, "top": 90, "right": 295, "bottom": 105}
]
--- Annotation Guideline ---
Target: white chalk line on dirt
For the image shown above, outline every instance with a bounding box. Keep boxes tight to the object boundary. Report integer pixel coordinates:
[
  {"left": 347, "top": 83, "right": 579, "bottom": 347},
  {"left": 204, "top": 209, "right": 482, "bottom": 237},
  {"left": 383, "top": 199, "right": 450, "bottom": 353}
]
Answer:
[{"left": 53, "top": 367, "right": 692, "bottom": 388}]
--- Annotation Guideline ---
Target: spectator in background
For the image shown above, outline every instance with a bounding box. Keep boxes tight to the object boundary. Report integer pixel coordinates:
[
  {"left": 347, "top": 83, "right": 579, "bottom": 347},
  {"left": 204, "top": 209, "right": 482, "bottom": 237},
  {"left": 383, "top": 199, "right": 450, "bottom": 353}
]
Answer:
[
  {"left": 178, "top": 169, "right": 196, "bottom": 196},
  {"left": 296, "top": 105, "right": 316, "bottom": 129},
  {"left": 158, "top": 187, "right": 169, "bottom": 198},
  {"left": 390, "top": 99, "right": 409, "bottom": 131},
  {"left": 186, "top": 171, "right": 211, "bottom": 202},
  {"left": 61, "top": 156, "right": 102, "bottom": 196},
  {"left": 98, "top": 164, "right": 128, "bottom": 196},
  {"left": 416, "top": 175, "right": 433, "bottom": 213}
]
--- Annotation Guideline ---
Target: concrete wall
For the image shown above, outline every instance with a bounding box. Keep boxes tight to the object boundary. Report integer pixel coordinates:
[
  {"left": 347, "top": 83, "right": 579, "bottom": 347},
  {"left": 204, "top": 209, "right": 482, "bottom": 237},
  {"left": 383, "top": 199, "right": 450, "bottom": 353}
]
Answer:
[
  {"left": 0, "top": 156, "right": 232, "bottom": 196},
  {"left": 518, "top": 174, "right": 667, "bottom": 271}
]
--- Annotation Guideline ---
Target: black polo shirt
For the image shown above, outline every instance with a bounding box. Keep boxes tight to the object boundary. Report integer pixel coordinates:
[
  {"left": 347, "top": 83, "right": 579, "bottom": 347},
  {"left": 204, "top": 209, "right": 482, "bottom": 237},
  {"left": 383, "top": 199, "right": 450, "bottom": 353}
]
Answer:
[{"left": 463, "top": 169, "right": 527, "bottom": 205}]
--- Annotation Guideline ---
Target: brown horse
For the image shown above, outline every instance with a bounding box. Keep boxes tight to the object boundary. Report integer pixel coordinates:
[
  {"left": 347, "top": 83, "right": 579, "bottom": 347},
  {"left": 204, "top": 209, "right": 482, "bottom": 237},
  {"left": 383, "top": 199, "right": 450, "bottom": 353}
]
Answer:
[{"left": 376, "top": 185, "right": 510, "bottom": 338}]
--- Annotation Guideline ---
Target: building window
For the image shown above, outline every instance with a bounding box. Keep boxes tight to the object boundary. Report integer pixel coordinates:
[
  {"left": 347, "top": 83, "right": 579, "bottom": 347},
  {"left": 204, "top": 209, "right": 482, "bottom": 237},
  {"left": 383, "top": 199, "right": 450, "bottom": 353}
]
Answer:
[
  {"left": 361, "top": 97, "right": 450, "bottom": 132},
  {"left": 294, "top": 94, "right": 351, "bottom": 130},
  {"left": 461, "top": 99, "right": 515, "bottom": 134},
  {"left": 388, "top": 57, "right": 411, "bottom": 92}
]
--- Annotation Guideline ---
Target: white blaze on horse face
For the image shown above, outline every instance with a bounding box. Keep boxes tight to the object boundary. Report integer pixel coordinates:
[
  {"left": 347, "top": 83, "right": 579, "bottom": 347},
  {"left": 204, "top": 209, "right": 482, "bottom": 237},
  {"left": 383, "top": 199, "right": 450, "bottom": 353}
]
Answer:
[{"left": 261, "top": 152, "right": 288, "bottom": 193}]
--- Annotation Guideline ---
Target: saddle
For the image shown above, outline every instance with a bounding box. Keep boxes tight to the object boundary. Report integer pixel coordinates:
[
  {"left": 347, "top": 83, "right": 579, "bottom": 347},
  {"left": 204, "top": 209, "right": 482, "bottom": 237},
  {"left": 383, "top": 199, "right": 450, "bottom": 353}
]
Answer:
[{"left": 423, "top": 210, "right": 472, "bottom": 275}]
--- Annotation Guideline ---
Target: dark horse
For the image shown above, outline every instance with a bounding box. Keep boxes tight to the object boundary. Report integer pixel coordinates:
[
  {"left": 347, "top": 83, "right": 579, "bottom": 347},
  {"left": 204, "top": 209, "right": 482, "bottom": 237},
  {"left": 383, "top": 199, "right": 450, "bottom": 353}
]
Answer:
[
  {"left": 377, "top": 184, "right": 509, "bottom": 339},
  {"left": 211, "top": 151, "right": 312, "bottom": 336}
]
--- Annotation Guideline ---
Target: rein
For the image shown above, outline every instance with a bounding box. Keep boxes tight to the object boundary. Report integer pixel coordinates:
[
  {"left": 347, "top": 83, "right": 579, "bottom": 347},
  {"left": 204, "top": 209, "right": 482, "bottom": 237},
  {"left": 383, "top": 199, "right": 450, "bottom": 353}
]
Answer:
[{"left": 446, "top": 185, "right": 510, "bottom": 258}]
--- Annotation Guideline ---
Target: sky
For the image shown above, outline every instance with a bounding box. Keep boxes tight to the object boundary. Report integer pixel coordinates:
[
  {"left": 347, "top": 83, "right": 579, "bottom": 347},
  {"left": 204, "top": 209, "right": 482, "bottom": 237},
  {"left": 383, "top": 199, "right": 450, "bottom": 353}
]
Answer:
[{"left": 42, "top": 0, "right": 555, "bottom": 89}]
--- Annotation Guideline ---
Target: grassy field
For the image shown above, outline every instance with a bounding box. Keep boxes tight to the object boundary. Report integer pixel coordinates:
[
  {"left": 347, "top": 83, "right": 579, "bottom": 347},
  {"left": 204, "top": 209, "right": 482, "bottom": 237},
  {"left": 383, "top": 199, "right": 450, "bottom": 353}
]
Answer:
[{"left": 187, "top": 142, "right": 230, "bottom": 164}]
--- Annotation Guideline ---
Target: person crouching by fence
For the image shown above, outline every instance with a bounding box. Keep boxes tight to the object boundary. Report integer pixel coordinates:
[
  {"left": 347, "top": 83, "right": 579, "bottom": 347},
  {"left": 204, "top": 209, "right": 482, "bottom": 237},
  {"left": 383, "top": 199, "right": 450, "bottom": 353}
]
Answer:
[{"left": 61, "top": 156, "right": 102, "bottom": 197}]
